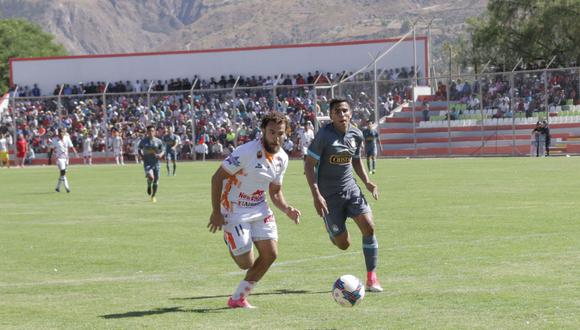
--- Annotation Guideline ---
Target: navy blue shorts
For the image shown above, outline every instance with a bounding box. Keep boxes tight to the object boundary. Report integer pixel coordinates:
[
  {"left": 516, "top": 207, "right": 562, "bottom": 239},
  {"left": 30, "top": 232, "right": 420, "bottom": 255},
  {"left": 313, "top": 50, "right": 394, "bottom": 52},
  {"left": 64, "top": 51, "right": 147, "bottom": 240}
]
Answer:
[
  {"left": 323, "top": 187, "right": 371, "bottom": 237},
  {"left": 365, "top": 146, "right": 377, "bottom": 157},
  {"left": 144, "top": 163, "right": 160, "bottom": 180},
  {"left": 166, "top": 149, "right": 177, "bottom": 161}
]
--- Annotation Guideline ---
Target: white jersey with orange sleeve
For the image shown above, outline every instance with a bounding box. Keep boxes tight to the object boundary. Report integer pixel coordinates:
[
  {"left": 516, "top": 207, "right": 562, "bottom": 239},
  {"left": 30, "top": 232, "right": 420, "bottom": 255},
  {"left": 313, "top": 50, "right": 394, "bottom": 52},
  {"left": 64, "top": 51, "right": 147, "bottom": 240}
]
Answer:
[{"left": 220, "top": 139, "right": 288, "bottom": 222}]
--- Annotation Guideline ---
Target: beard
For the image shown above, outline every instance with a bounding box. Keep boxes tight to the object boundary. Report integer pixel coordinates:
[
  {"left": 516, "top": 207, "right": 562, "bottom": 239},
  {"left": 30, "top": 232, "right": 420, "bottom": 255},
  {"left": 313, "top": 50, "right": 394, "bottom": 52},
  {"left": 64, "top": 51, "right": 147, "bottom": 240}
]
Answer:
[{"left": 263, "top": 140, "right": 280, "bottom": 154}]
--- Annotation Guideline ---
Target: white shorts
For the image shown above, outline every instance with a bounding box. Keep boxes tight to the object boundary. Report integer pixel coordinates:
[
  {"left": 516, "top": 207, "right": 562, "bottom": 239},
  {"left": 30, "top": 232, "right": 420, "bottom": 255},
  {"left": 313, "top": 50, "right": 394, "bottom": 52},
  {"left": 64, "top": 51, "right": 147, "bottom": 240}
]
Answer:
[
  {"left": 83, "top": 151, "right": 92, "bottom": 158},
  {"left": 223, "top": 212, "right": 278, "bottom": 256},
  {"left": 56, "top": 158, "right": 68, "bottom": 171},
  {"left": 114, "top": 150, "right": 122, "bottom": 157}
]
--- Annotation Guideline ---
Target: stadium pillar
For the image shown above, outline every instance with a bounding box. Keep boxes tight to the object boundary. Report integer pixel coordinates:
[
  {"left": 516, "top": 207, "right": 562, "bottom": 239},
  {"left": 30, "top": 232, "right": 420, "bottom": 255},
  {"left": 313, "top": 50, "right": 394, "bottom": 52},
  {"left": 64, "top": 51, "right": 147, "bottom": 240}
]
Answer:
[
  {"left": 190, "top": 79, "right": 197, "bottom": 161},
  {"left": 10, "top": 86, "right": 18, "bottom": 166},
  {"left": 510, "top": 58, "right": 522, "bottom": 156},
  {"left": 57, "top": 84, "right": 64, "bottom": 128},
  {"left": 479, "top": 74, "right": 485, "bottom": 155},
  {"left": 446, "top": 60, "right": 451, "bottom": 156},
  {"left": 412, "top": 24, "right": 418, "bottom": 156},
  {"left": 102, "top": 83, "right": 109, "bottom": 163},
  {"left": 478, "top": 61, "right": 491, "bottom": 156},
  {"left": 544, "top": 56, "right": 557, "bottom": 125}
]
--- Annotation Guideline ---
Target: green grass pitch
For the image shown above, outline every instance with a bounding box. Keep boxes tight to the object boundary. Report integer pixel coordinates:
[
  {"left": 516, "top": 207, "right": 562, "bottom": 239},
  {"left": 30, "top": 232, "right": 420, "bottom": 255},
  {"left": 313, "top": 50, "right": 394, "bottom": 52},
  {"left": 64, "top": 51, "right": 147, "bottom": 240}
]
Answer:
[{"left": 1, "top": 158, "right": 579, "bottom": 329}]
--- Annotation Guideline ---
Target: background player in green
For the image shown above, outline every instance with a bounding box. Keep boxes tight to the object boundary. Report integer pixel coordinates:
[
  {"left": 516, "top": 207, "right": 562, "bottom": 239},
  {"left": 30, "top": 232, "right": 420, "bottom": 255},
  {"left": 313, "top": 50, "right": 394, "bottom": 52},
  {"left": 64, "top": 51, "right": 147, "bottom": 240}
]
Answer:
[
  {"left": 304, "top": 98, "right": 383, "bottom": 292},
  {"left": 362, "top": 119, "right": 381, "bottom": 174},
  {"left": 163, "top": 126, "right": 180, "bottom": 176},
  {"left": 138, "top": 125, "right": 165, "bottom": 203}
]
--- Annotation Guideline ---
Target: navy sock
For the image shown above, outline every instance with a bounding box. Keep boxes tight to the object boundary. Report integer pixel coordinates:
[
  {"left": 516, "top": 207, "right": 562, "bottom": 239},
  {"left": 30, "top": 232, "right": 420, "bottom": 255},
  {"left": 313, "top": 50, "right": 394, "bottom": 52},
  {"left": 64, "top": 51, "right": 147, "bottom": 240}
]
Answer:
[
  {"left": 152, "top": 182, "right": 158, "bottom": 197},
  {"left": 362, "top": 235, "right": 378, "bottom": 272}
]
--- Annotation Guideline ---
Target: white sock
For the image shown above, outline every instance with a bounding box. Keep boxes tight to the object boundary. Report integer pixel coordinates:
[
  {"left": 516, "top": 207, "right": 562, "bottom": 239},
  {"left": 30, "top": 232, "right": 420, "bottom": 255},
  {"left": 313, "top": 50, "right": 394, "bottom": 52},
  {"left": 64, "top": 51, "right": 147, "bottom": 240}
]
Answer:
[
  {"left": 232, "top": 280, "right": 256, "bottom": 300},
  {"left": 63, "top": 176, "right": 70, "bottom": 190}
]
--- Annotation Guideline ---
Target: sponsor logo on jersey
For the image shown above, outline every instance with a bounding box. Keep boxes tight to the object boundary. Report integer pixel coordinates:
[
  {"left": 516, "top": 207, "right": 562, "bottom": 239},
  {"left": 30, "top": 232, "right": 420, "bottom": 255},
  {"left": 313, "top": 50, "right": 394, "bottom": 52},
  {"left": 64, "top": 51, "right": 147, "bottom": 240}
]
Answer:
[
  {"left": 225, "top": 155, "right": 240, "bottom": 166},
  {"left": 329, "top": 154, "right": 352, "bottom": 164},
  {"left": 237, "top": 189, "right": 265, "bottom": 207},
  {"left": 345, "top": 137, "right": 356, "bottom": 149}
]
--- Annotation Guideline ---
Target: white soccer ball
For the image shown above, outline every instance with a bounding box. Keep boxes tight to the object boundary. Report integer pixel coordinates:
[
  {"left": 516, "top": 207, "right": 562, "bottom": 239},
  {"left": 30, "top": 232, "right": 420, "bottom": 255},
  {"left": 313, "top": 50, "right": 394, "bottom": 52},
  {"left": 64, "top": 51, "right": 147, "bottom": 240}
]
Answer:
[{"left": 332, "top": 274, "right": 365, "bottom": 307}]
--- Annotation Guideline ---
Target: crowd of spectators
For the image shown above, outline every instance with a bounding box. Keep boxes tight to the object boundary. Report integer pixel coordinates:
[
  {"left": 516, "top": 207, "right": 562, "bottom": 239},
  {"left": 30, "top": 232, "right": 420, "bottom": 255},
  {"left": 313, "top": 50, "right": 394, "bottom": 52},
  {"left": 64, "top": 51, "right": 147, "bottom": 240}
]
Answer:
[
  {"left": 1, "top": 66, "right": 415, "bottom": 162},
  {"left": 432, "top": 68, "right": 579, "bottom": 120}
]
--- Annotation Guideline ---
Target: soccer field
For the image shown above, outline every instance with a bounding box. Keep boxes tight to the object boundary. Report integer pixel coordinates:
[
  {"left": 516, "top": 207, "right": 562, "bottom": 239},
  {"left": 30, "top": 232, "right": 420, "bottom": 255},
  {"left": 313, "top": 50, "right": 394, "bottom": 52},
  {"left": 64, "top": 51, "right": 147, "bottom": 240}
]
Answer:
[{"left": 1, "top": 158, "right": 579, "bottom": 329}]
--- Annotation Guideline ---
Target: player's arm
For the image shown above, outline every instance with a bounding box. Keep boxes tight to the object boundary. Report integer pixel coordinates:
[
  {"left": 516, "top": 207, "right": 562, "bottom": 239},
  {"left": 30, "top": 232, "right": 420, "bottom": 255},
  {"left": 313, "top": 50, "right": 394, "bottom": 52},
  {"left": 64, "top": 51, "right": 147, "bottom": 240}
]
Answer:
[
  {"left": 352, "top": 157, "right": 378, "bottom": 200},
  {"left": 304, "top": 155, "right": 329, "bottom": 217},
  {"left": 269, "top": 183, "right": 300, "bottom": 224},
  {"left": 173, "top": 137, "right": 180, "bottom": 150},
  {"left": 68, "top": 139, "right": 78, "bottom": 158},
  {"left": 207, "top": 166, "right": 231, "bottom": 233},
  {"left": 156, "top": 143, "right": 165, "bottom": 159}
]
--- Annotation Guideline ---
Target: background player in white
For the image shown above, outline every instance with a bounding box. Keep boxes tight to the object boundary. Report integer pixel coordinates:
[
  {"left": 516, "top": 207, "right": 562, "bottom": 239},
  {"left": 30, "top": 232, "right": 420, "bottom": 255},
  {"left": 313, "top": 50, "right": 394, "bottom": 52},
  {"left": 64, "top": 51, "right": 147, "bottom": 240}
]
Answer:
[
  {"left": 51, "top": 128, "right": 78, "bottom": 193},
  {"left": 298, "top": 121, "right": 314, "bottom": 159},
  {"left": 111, "top": 128, "right": 124, "bottom": 165},
  {"left": 82, "top": 133, "right": 93, "bottom": 165},
  {"left": 208, "top": 112, "right": 301, "bottom": 309},
  {"left": 0, "top": 132, "right": 11, "bottom": 168}
]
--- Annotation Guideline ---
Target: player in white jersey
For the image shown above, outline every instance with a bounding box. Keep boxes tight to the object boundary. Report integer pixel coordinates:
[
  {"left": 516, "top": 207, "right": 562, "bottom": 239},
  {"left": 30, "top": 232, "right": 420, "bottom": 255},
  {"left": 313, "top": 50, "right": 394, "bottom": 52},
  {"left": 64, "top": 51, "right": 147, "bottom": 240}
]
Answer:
[
  {"left": 298, "top": 121, "right": 315, "bottom": 158},
  {"left": 111, "top": 129, "right": 124, "bottom": 165},
  {"left": 208, "top": 112, "right": 301, "bottom": 309},
  {"left": 51, "top": 128, "right": 78, "bottom": 193},
  {"left": 82, "top": 134, "right": 93, "bottom": 165}
]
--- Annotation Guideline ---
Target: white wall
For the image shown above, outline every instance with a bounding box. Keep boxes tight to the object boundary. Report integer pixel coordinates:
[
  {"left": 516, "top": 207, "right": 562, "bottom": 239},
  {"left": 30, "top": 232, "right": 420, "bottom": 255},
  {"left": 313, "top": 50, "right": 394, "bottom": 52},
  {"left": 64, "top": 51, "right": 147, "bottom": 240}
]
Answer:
[{"left": 11, "top": 38, "right": 428, "bottom": 96}]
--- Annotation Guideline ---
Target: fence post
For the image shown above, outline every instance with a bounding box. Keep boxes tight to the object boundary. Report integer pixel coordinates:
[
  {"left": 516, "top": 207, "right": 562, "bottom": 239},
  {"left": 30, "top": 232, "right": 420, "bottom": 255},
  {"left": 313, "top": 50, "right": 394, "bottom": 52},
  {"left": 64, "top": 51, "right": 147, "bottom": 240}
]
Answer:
[{"left": 102, "top": 83, "right": 109, "bottom": 163}]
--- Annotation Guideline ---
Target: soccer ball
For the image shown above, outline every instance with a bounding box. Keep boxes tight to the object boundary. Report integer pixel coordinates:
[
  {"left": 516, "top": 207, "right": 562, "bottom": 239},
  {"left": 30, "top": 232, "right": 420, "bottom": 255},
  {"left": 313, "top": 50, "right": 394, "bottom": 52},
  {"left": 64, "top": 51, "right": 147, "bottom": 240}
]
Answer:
[{"left": 332, "top": 274, "right": 365, "bottom": 307}]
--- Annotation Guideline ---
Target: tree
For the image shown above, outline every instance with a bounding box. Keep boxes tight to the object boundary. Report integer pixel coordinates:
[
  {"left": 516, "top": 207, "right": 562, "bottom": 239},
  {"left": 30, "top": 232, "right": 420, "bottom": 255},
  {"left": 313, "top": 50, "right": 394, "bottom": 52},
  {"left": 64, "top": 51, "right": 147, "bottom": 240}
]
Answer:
[
  {"left": 464, "top": 0, "right": 580, "bottom": 71},
  {"left": 0, "top": 19, "right": 67, "bottom": 94}
]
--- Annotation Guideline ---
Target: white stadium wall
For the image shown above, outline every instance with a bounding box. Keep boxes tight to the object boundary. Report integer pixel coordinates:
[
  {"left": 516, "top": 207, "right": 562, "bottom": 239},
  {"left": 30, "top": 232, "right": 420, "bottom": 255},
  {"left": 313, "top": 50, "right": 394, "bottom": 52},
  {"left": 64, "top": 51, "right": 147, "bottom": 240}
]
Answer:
[{"left": 10, "top": 37, "right": 428, "bottom": 95}]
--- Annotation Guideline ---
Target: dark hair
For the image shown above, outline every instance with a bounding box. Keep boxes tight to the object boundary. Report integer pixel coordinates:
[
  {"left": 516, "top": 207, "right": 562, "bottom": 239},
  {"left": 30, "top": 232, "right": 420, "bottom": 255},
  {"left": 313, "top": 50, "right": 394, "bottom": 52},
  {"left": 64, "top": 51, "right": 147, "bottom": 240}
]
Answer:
[
  {"left": 329, "top": 98, "right": 349, "bottom": 113},
  {"left": 146, "top": 125, "right": 156, "bottom": 131},
  {"left": 260, "top": 112, "right": 288, "bottom": 130}
]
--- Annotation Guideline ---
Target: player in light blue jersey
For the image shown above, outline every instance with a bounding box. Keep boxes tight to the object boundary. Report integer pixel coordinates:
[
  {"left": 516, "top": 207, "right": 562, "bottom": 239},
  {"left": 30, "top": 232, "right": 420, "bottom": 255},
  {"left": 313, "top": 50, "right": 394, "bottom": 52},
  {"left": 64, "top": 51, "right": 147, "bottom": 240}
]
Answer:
[
  {"left": 138, "top": 125, "right": 165, "bottom": 203},
  {"left": 304, "top": 99, "right": 383, "bottom": 292},
  {"left": 163, "top": 126, "right": 180, "bottom": 176},
  {"left": 362, "top": 120, "right": 381, "bottom": 174}
]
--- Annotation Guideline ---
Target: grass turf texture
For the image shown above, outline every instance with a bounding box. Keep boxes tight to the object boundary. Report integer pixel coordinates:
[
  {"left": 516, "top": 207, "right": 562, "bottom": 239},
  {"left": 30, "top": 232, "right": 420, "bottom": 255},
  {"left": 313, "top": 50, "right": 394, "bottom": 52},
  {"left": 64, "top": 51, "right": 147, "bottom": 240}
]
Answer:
[{"left": 0, "top": 158, "right": 579, "bottom": 329}]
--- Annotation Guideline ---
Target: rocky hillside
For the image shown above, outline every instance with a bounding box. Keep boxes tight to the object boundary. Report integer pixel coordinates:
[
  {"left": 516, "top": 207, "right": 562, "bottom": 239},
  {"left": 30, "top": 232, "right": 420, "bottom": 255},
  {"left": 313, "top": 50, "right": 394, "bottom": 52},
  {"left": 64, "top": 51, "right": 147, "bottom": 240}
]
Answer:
[{"left": 0, "top": 0, "right": 487, "bottom": 68}]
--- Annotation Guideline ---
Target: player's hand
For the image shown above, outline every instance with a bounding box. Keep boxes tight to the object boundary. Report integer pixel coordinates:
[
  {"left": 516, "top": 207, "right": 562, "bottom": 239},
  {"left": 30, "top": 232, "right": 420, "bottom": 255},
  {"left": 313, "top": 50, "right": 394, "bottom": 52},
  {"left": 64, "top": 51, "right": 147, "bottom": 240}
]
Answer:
[
  {"left": 314, "top": 193, "right": 329, "bottom": 218},
  {"left": 365, "top": 181, "right": 379, "bottom": 200},
  {"left": 285, "top": 206, "right": 301, "bottom": 224},
  {"left": 207, "top": 211, "right": 225, "bottom": 233}
]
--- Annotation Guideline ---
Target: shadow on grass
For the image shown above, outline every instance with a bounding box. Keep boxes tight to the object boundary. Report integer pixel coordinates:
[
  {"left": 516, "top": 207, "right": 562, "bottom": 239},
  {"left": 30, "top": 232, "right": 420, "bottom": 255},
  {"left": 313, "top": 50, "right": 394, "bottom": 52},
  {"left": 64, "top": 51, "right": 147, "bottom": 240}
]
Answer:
[
  {"left": 100, "top": 306, "right": 230, "bottom": 318},
  {"left": 99, "top": 289, "right": 330, "bottom": 319},
  {"left": 171, "top": 288, "right": 329, "bottom": 301}
]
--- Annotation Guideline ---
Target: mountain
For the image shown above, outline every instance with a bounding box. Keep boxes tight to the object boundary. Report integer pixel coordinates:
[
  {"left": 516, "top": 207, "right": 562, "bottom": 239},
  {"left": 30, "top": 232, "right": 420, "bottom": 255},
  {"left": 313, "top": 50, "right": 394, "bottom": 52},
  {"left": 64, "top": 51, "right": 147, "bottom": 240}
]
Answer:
[{"left": 0, "top": 0, "right": 488, "bottom": 68}]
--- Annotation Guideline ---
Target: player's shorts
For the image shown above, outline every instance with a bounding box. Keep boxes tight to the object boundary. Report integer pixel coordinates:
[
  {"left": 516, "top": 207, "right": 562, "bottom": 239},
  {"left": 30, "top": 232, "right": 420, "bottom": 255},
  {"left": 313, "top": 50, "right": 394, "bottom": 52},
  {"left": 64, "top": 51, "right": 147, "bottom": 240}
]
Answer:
[
  {"left": 223, "top": 211, "right": 278, "bottom": 256},
  {"left": 0, "top": 151, "right": 8, "bottom": 162},
  {"left": 83, "top": 151, "right": 92, "bottom": 158},
  {"left": 365, "top": 145, "right": 377, "bottom": 157},
  {"left": 17, "top": 151, "right": 26, "bottom": 158},
  {"left": 301, "top": 146, "right": 309, "bottom": 157},
  {"left": 56, "top": 158, "right": 68, "bottom": 171},
  {"left": 144, "top": 163, "right": 160, "bottom": 178},
  {"left": 323, "top": 187, "right": 371, "bottom": 237},
  {"left": 114, "top": 150, "right": 122, "bottom": 157},
  {"left": 166, "top": 149, "right": 177, "bottom": 161}
]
